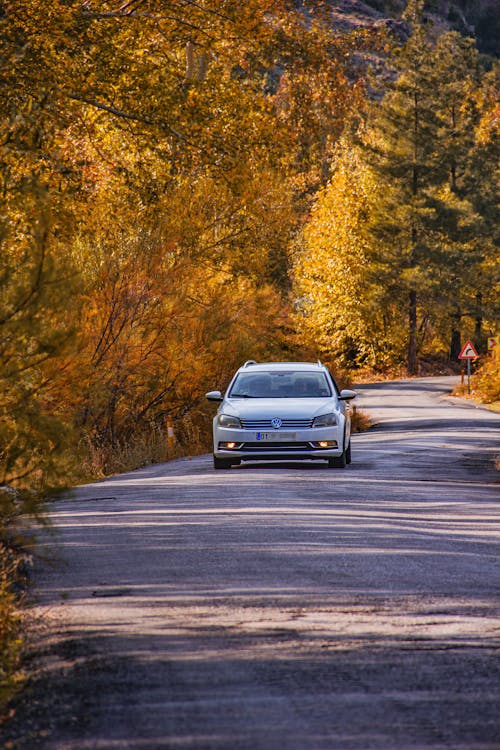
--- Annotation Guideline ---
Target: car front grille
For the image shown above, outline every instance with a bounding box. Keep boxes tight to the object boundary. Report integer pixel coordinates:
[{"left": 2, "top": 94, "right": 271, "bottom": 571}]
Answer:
[
  {"left": 240, "top": 418, "right": 314, "bottom": 430},
  {"left": 241, "top": 442, "right": 312, "bottom": 452}
]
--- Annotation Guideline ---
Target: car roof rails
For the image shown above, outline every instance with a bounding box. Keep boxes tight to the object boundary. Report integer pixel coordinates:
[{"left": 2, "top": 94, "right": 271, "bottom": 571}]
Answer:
[{"left": 243, "top": 360, "right": 325, "bottom": 367}]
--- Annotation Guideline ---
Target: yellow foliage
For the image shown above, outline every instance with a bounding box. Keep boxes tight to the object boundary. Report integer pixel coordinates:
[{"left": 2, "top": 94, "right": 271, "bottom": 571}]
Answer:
[
  {"left": 293, "top": 140, "right": 406, "bottom": 370},
  {"left": 472, "top": 354, "right": 500, "bottom": 404},
  {"left": 1, "top": 0, "right": 380, "bottom": 482}
]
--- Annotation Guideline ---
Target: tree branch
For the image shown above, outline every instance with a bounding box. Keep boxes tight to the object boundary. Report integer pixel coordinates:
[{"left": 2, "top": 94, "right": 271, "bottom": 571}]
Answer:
[{"left": 64, "top": 92, "right": 188, "bottom": 142}]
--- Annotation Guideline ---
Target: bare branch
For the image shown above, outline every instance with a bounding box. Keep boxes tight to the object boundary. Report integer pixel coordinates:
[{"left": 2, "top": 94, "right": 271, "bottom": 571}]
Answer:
[{"left": 64, "top": 92, "right": 186, "bottom": 140}]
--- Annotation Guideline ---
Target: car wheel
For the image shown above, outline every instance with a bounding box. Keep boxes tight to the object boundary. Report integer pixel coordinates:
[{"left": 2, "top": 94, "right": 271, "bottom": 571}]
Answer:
[
  {"left": 213, "top": 456, "right": 233, "bottom": 470},
  {"left": 345, "top": 440, "right": 351, "bottom": 464},
  {"left": 328, "top": 433, "right": 348, "bottom": 469},
  {"left": 328, "top": 453, "right": 346, "bottom": 469}
]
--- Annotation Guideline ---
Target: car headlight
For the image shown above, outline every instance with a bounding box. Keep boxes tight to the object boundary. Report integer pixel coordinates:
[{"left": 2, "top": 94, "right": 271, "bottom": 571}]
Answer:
[
  {"left": 312, "top": 412, "right": 338, "bottom": 427},
  {"left": 217, "top": 414, "right": 242, "bottom": 428}
]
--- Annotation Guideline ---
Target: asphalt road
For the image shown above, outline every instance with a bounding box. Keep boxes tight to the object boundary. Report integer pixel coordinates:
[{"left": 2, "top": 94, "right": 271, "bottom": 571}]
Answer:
[{"left": 7, "top": 376, "right": 500, "bottom": 750}]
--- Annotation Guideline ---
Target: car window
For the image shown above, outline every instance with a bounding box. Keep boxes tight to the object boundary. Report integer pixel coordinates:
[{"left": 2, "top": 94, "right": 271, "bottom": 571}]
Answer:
[{"left": 229, "top": 371, "right": 332, "bottom": 398}]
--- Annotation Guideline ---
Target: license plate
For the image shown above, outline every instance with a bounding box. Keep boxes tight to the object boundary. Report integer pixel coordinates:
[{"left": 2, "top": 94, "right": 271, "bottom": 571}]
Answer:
[{"left": 256, "top": 432, "right": 296, "bottom": 441}]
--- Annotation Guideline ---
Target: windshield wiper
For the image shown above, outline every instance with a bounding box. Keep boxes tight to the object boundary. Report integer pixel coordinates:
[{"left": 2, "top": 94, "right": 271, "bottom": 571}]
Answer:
[{"left": 230, "top": 393, "right": 257, "bottom": 398}]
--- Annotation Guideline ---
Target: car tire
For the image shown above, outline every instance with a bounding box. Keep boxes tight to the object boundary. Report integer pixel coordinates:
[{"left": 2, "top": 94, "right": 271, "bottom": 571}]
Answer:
[
  {"left": 328, "top": 453, "right": 346, "bottom": 468},
  {"left": 328, "top": 433, "right": 348, "bottom": 469},
  {"left": 345, "top": 440, "right": 351, "bottom": 464},
  {"left": 213, "top": 456, "right": 233, "bottom": 470}
]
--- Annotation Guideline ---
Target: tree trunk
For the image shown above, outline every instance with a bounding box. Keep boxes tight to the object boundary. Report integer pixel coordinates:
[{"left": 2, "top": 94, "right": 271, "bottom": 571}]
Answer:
[
  {"left": 450, "top": 305, "right": 462, "bottom": 360},
  {"left": 407, "top": 288, "right": 418, "bottom": 375},
  {"left": 474, "top": 292, "right": 483, "bottom": 351}
]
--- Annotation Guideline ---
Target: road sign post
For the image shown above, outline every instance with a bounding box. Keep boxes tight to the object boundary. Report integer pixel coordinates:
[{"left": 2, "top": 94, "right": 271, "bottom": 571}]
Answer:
[{"left": 458, "top": 340, "right": 479, "bottom": 394}]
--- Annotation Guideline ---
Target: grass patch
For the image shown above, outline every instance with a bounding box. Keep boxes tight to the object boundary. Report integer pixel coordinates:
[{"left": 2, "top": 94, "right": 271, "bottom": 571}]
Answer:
[
  {"left": 80, "top": 412, "right": 213, "bottom": 478},
  {"left": 350, "top": 405, "right": 372, "bottom": 432}
]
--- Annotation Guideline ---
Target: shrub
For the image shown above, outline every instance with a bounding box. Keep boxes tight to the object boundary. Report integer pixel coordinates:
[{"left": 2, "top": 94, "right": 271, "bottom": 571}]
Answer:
[
  {"left": 0, "top": 489, "right": 33, "bottom": 717},
  {"left": 472, "top": 355, "right": 500, "bottom": 404}
]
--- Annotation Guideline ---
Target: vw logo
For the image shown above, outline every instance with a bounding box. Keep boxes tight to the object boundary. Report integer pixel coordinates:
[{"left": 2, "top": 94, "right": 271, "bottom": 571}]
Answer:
[{"left": 271, "top": 418, "right": 282, "bottom": 429}]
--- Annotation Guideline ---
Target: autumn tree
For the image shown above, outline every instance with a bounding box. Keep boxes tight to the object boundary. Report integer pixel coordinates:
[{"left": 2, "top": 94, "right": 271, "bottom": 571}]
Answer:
[
  {"left": 0, "top": 5, "right": 82, "bottom": 494},
  {"left": 426, "top": 32, "right": 495, "bottom": 358},
  {"left": 295, "top": 2, "right": 441, "bottom": 373},
  {"left": 457, "top": 61, "right": 500, "bottom": 352},
  {"left": 358, "top": 0, "right": 447, "bottom": 373},
  {"left": 40, "top": 0, "right": 375, "bottom": 466},
  {"left": 294, "top": 1, "right": 497, "bottom": 374},
  {"left": 271, "top": 6, "right": 376, "bottom": 194},
  {"left": 1, "top": 0, "right": 381, "bottom": 477},
  {"left": 354, "top": 2, "right": 496, "bottom": 370}
]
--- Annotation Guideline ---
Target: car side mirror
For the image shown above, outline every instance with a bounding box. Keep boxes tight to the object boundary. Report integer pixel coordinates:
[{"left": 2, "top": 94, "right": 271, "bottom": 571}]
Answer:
[
  {"left": 339, "top": 389, "right": 356, "bottom": 401},
  {"left": 206, "top": 390, "right": 223, "bottom": 402}
]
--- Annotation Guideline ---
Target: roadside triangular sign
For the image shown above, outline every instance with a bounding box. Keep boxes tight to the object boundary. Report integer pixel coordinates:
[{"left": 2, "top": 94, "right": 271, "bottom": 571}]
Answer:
[{"left": 458, "top": 340, "right": 479, "bottom": 359}]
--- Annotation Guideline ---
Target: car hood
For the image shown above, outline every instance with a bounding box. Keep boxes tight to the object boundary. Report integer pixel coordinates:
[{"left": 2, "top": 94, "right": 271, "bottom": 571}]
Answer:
[{"left": 223, "top": 397, "right": 336, "bottom": 420}]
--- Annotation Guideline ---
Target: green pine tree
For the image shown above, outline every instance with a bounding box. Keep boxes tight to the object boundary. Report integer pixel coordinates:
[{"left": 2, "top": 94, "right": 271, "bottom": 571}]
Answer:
[
  {"left": 359, "top": 0, "right": 495, "bottom": 371},
  {"left": 360, "top": 0, "right": 441, "bottom": 373}
]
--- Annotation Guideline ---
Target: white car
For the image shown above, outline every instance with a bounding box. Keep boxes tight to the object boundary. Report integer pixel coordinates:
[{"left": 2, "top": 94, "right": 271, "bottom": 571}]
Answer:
[{"left": 206, "top": 361, "right": 356, "bottom": 470}]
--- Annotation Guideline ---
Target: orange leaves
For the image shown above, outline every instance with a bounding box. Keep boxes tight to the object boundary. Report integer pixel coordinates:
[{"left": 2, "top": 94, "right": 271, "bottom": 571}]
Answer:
[
  {"left": 1, "top": 0, "right": 384, "bottom": 478},
  {"left": 270, "top": 19, "right": 372, "bottom": 195}
]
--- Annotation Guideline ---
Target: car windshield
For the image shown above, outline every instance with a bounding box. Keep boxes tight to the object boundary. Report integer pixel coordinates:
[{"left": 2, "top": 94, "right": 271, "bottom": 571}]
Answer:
[{"left": 229, "top": 371, "right": 332, "bottom": 398}]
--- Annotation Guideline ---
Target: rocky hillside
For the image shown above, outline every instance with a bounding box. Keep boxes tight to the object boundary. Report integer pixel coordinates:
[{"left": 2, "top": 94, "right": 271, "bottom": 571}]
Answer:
[{"left": 326, "top": 0, "right": 499, "bottom": 57}]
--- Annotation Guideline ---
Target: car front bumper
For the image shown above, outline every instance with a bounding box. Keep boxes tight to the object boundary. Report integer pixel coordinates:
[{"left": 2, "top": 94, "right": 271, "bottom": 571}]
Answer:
[{"left": 213, "top": 426, "right": 344, "bottom": 462}]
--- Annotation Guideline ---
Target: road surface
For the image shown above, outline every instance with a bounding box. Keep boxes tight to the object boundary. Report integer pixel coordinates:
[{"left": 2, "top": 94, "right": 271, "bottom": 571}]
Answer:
[{"left": 5, "top": 376, "right": 500, "bottom": 749}]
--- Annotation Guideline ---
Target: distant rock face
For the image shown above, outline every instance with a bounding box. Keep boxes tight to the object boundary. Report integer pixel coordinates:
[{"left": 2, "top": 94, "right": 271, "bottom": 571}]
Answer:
[
  {"left": 463, "top": 0, "right": 499, "bottom": 56},
  {"left": 324, "top": 0, "right": 498, "bottom": 56},
  {"left": 373, "top": 17, "right": 411, "bottom": 43}
]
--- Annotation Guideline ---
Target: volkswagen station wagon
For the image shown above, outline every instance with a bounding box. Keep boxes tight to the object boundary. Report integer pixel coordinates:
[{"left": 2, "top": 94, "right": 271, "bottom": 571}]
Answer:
[{"left": 206, "top": 361, "right": 356, "bottom": 469}]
